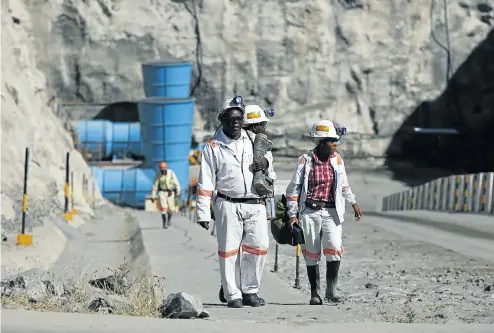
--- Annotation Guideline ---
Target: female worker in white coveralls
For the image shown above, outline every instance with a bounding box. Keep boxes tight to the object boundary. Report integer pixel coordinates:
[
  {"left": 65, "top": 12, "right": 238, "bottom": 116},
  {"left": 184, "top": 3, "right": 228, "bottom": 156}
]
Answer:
[
  {"left": 285, "top": 120, "right": 362, "bottom": 305},
  {"left": 195, "top": 96, "right": 274, "bottom": 309}
]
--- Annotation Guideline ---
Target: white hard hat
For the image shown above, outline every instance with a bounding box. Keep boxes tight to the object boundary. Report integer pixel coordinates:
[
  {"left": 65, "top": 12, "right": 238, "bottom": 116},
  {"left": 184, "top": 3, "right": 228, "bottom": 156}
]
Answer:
[
  {"left": 309, "top": 120, "right": 339, "bottom": 139},
  {"left": 243, "top": 105, "right": 270, "bottom": 125},
  {"left": 218, "top": 96, "right": 245, "bottom": 120}
]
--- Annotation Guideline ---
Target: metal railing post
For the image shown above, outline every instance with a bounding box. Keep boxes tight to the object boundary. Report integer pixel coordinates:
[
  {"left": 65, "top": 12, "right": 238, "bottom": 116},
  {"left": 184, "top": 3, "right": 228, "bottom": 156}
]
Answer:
[
  {"left": 473, "top": 173, "right": 483, "bottom": 213},
  {"left": 485, "top": 172, "right": 494, "bottom": 214},
  {"left": 466, "top": 174, "right": 475, "bottom": 212}
]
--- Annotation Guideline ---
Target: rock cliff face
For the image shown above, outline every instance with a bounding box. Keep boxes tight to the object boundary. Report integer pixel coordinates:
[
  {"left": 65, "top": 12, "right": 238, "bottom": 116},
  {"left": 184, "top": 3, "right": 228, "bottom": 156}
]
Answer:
[
  {"left": 1, "top": 0, "right": 101, "bottom": 232},
  {"left": 18, "top": 0, "right": 492, "bottom": 159},
  {"left": 2, "top": 0, "right": 493, "bottom": 226}
]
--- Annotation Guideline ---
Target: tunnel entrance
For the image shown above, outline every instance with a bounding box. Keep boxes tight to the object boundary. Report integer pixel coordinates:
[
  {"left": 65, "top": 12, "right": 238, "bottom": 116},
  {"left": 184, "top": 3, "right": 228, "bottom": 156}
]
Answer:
[
  {"left": 86, "top": 101, "right": 144, "bottom": 161},
  {"left": 92, "top": 101, "right": 139, "bottom": 122},
  {"left": 386, "top": 29, "right": 494, "bottom": 184}
]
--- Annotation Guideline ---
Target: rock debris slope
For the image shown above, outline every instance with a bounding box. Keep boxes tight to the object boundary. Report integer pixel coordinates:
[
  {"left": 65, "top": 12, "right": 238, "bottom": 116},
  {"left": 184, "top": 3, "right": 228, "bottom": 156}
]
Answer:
[
  {"left": 1, "top": 1, "right": 101, "bottom": 234},
  {"left": 20, "top": 0, "right": 494, "bottom": 157}
]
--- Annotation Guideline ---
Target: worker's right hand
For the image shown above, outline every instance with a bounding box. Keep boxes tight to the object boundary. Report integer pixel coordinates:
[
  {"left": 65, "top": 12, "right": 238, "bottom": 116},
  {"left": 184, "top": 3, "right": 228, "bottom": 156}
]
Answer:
[
  {"left": 289, "top": 217, "right": 298, "bottom": 225},
  {"left": 198, "top": 221, "right": 209, "bottom": 230}
]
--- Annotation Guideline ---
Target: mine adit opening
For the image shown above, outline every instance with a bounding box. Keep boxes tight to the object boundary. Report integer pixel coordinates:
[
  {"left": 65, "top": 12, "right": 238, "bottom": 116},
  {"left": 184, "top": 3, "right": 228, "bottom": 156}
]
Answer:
[
  {"left": 93, "top": 101, "right": 140, "bottom": 122},
  {"left": 72, "top": 100, "right": 200, "bottom": 163},
  {"left": 385, "top": 29, "right": 494, "bottom": 183},
  {"left": 90, "top": 101, "right": 144, "bottom": 161}
]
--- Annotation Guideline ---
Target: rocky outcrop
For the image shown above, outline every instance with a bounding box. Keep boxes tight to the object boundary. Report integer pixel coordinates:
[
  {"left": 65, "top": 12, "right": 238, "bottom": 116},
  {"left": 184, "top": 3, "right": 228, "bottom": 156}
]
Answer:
[
  {"left": 2, "top": 0, "right": 493, "bottom": 219},
  {"left": 1, "top": 1, "right": 102, "bottom": 230},
  {"left": 16, "top": 0, "right": 492, "bottom": 160}
]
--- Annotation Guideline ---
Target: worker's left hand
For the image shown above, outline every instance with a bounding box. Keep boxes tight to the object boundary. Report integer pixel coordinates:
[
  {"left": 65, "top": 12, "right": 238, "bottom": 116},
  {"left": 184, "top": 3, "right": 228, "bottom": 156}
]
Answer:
[
  {"left": 352, "top": 203, "right": 362, "bottom": 221},
  {"left": 253, "top": 157, "right": 268, "bottom": 171},
  {"left": 198, "top": 221, "right": 209, "bottom": 230}
]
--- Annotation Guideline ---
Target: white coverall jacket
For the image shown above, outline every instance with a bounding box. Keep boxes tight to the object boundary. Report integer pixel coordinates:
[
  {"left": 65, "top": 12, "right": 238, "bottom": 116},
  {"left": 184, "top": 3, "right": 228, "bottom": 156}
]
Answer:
[
  {"left": 195, "top": 129, "right": 274, "bottom": 301},
  {"left": 285, "top": 152, "right": 357, "bottom": 264}
]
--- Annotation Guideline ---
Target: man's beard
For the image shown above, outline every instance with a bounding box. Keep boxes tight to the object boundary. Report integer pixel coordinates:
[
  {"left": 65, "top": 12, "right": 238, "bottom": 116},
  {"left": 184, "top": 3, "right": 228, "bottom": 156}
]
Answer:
[
  {"left": 161, "top": 170, "right": 168, "bottom": 175},
  {"left": 316, "top": 144, "right": 332, "bottom": 162}
]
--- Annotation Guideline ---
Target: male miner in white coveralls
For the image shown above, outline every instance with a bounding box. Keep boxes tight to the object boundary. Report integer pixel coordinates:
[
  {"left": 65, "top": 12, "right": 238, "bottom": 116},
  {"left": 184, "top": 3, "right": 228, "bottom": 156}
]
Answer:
[
  {"left": 285, "top": 120, "right": 362, "bottom": 305},
  {"left": 196, "top": 96, "right": 274, "bottom": 308}
]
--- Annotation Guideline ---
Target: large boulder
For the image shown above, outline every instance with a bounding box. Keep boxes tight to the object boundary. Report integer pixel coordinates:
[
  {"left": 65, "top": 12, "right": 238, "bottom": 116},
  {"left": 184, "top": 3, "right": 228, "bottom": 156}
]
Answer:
[{"left": 160, "top": 292, "right": 209, "bottom": 319}]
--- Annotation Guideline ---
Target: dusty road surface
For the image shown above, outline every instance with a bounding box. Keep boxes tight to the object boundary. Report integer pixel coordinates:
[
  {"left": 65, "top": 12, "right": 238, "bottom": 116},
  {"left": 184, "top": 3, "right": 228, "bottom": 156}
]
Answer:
[
  {"left": 271, "top": 158, "right": 494, "bottom": 324},
  {"left": 2, "top": 308, "right": 492, "bottom": 333},
  {"left": 2, "top": 157, "right": 493, "bottom": 331}
]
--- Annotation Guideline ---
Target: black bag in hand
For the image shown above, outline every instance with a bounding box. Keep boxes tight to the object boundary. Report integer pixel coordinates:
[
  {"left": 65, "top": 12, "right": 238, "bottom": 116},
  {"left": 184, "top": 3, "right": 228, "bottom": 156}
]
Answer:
[{"left": 270, "top": 194, "right": 305, "bottom": 246}]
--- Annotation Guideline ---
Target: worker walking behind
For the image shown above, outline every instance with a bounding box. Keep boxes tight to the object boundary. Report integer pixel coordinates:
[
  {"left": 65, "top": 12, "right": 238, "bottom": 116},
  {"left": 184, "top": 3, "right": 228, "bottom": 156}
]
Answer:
[
  {"left": 151, "top": 161, "right": 181, "bottom": 229},
  {"left": 196, "top": 96, "right": 273, "bottom": 309},
  {"left": 243, "top": 104, "right": 277, "bottom": 194},
  {"left": 285, "top": 120, "right": 362, "bottom": 305}
]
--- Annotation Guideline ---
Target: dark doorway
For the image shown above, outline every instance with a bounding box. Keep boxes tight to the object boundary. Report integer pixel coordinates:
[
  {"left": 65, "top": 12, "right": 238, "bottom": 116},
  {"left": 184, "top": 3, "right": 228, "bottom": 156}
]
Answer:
[
  {"left": 386, "top": 28, "right": 494, "bottom": 184},
  {"left": 91, "top": 101, "right": 144, "bottom": 161},
  {"left": 93, "top": 101, "right": 139, "bottom": 122}
]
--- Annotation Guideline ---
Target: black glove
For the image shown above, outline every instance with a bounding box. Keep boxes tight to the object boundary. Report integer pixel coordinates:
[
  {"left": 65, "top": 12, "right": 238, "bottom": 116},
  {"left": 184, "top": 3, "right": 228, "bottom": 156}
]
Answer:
[
  {"left": 252, "top": 157, "right": 268, "bottom": 171},
  {"left": 198, "top": 221, "right": 209, "bottom": 230}
]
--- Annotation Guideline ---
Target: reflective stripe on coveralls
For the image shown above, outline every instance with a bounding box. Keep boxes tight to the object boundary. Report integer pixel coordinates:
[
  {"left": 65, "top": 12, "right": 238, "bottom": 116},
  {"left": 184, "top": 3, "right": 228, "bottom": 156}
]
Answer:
[
  {"left": 285, "top": 152, "right": 356, "bottom": 266},
  {"left": 300, "top": 207, "right": 344, "bottom": 264},
  {"left": 213, "top": 197, "right": 269, "bottom": 301},
  {"left": 195, "top": 129, "right": 274, "bottom": 302}
]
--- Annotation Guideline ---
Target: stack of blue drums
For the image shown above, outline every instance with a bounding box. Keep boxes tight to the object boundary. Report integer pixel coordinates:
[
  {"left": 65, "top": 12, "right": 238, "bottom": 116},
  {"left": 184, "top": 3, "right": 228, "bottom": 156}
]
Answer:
[
  {"left": 139, "top": 62, "right": 195, "bottom": 203},
  {"left": 74, "top": 120, "right": 143, "bottom": 159},
  {"left": 90, "top": 62, "right": 194, "bottom": 208}
]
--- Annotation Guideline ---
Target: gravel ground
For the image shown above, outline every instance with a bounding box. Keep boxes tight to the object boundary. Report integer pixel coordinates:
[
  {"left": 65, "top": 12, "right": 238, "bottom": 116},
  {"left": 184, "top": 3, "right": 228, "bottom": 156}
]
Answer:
[
  {"left": 265, "top": 158, "right": 494, "bottom": 324},
  {"left": 265, "top": 215, "right": 494, "bottom": 324}
]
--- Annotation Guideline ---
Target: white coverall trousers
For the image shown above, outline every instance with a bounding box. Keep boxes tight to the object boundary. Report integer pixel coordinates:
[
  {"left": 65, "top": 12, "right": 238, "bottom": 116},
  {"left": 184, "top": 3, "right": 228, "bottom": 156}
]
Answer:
[
  {"left": 157, "top": 190, "right": 176, "bottom": 215},
  {"left": 300, "top": 207, "right": 343, "bottom": 265},
  {"left": 213, "top": 197, "right": 270, "bottom": 302}
]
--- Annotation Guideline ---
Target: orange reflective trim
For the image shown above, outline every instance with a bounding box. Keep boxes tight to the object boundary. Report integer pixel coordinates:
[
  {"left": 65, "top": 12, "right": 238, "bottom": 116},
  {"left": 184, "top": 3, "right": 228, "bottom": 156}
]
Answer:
[
  {"left": 207, "top": 139, "right": 217, "bottom": 148},
  {"left": 302, "top": 249, "right": 321, "bottom": 259},
  {"left": 241, "top": 244, "right": 268, "bottom": 256},
  {"left": 286, "top": 195, "right": 299, "bottom": 202},
  {"left": 218, "top": 248, "right": 239, "bottom": 258},
  {"left": 299, "top": 156, "right": 306, "bottom": 165},
  {"left": 197, "top": 189, "right": 213, "bottom": 197},
  {"left": 335, "top": 152, "right": 343, "bottom": 165},
  {"left": 323, "top": 248, "right": 344, "bottom": 256}
]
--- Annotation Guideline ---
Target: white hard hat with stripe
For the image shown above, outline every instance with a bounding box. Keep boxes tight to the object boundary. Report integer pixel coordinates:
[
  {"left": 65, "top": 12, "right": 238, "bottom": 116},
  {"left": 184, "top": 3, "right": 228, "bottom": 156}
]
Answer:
[
  {"left": 309, "top": 120, "right": 340, "bottom": 139},
  {"left": 244, "top": 104, "right": 270, "bottom": 125}
]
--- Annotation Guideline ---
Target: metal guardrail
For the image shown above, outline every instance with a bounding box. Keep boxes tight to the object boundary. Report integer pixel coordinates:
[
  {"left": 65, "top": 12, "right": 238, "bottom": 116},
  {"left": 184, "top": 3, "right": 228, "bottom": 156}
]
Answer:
[{"left": 382, "top": 172, "right": 494, "bottom": 215}]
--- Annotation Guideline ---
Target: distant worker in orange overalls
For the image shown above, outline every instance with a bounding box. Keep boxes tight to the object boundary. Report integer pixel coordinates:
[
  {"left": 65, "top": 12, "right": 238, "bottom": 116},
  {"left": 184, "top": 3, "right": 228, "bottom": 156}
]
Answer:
[{"left": 151, "top": 161, "right": 181, "bottom": 228}]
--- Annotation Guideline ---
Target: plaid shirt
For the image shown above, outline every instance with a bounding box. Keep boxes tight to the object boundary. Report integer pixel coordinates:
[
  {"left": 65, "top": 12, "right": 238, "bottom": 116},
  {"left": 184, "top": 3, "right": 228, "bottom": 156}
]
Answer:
[{"left": 306, "top": 152, "right": 335, "bottom": 203}]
